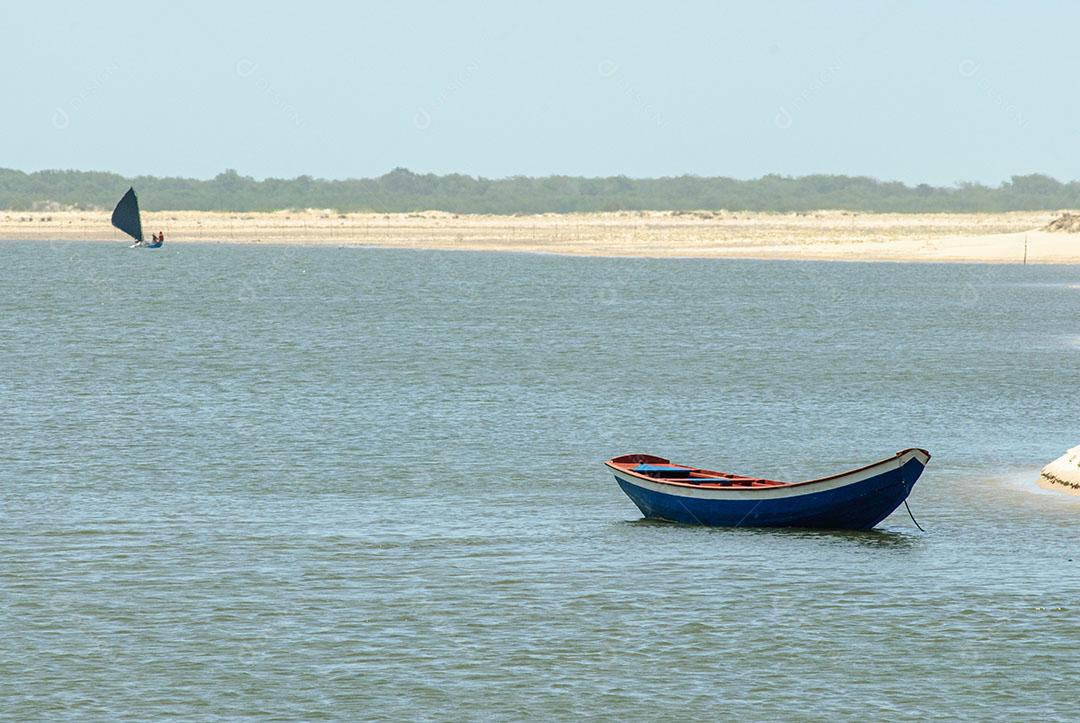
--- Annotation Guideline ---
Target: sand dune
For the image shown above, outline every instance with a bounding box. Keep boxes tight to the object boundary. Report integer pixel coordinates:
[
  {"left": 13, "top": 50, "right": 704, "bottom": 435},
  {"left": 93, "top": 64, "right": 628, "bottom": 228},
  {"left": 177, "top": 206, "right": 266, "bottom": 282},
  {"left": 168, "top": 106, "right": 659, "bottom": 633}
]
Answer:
[{"left": 2, "top": 209, "right": 1078, "bottom": 263}]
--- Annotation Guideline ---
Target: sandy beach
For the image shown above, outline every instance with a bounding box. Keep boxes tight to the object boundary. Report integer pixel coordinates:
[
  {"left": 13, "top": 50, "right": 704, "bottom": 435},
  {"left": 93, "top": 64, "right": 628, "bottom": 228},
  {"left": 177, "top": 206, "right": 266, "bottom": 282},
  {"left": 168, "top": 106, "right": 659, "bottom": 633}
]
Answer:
[
  {"left": 2, "top": 209, "right": 1078, "bottom": 262},
  {"left": 1038, "top": 446, "right": 1080, "bottom": 496},
  {"left": 1038, "top": 476, "right": 1080, "bottom": 496}
]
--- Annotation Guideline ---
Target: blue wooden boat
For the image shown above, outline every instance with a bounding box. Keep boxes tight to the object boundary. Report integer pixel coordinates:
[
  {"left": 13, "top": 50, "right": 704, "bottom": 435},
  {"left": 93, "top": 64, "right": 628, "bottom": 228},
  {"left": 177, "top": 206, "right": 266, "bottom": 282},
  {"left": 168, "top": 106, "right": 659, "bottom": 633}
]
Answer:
[{"left": 605, "top": 448, "right": 930, "bottom": 530}]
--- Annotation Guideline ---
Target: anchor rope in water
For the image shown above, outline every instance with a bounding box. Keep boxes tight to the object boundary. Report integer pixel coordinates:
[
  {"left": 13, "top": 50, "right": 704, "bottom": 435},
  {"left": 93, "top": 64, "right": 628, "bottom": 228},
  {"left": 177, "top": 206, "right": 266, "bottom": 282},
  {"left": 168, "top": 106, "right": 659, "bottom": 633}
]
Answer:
[
  {"left": 899, "top": 455, "right": 926, "bottom": 532},
  {"left": 904, "top": 499, "right": 925, "bottom": 532}
]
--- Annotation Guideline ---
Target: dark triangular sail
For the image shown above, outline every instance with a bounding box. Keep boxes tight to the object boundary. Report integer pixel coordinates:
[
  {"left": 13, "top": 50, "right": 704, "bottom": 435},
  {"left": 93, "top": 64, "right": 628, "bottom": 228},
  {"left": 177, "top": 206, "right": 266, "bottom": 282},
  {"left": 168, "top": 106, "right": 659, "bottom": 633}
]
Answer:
[{"left": 111, "top": 187, "right": 143, "bottom": 244}]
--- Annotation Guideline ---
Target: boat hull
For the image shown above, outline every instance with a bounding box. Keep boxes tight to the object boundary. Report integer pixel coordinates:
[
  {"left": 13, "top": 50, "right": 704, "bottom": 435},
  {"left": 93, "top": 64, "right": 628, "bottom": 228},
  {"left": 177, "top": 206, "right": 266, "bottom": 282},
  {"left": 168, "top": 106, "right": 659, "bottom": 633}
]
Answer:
[{"left": 608, "top": 449, "right": 928, "bottom": 530}]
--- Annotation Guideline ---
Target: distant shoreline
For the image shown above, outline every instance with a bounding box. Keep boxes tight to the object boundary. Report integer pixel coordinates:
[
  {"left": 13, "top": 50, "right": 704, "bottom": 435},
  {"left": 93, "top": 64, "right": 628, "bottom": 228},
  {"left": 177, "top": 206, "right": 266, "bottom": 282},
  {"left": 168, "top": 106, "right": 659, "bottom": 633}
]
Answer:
[{"left": 3, "top": 209, "right": 1078, "bottom": 263}]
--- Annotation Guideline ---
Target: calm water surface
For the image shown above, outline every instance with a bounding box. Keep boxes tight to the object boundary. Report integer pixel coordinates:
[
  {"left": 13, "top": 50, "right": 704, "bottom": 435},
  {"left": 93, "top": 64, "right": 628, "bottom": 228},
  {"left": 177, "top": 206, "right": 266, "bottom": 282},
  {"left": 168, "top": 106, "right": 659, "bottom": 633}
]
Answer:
[{"left": 1, "top": 241, "right": 1078, "bottom": 719}]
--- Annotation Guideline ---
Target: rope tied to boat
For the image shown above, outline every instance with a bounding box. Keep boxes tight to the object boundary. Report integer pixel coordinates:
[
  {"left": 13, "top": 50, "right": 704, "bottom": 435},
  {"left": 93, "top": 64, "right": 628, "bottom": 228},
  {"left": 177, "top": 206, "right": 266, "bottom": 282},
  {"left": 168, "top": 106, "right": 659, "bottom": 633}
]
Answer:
[
  {"left": 904, "top": 499, "right": 925, "bottom": 532},
  {"left": 899, "top": 456, "right": 926, "bottom": 532}
]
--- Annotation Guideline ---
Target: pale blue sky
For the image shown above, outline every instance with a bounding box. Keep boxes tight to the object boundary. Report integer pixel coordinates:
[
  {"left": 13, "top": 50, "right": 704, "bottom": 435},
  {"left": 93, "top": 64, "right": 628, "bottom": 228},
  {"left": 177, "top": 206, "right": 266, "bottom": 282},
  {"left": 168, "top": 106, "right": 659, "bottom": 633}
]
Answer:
[{"left": 4, "top": 0, "right": 1077, "bottom": 184}]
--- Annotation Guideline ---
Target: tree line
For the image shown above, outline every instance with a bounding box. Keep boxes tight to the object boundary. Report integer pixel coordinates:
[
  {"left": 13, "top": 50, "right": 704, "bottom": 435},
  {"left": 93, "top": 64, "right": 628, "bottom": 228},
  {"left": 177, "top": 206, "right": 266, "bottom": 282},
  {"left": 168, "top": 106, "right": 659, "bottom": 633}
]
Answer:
[{"left": 2, "top": 167, "right": 1079, "bottom": 214}]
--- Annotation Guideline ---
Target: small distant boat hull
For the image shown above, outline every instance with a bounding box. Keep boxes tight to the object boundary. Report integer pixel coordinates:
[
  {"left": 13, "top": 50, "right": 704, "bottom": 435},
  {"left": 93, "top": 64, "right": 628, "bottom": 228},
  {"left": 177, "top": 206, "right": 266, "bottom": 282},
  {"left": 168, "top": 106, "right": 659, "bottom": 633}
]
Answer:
[{"left": 605, "top": 448, "right": 930, "bottom": 530}]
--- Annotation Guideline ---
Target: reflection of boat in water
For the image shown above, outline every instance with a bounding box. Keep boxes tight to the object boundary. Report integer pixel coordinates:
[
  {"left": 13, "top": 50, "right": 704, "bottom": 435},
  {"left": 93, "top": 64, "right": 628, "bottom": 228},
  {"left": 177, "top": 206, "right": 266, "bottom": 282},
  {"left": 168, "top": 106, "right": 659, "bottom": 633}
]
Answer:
[
  {"left": 111, "top": 187, "right": 163, "bottom": 248},
  {"left": 604, "top": 448, "right": 930, "bottom": 530}
]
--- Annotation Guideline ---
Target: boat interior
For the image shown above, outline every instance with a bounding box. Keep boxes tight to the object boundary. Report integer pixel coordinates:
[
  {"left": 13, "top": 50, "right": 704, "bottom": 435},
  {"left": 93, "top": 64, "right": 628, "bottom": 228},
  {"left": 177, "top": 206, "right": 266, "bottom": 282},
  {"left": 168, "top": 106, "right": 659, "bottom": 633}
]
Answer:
[{"left": 607, "top": 454, "right": 786, "bottom": 488}]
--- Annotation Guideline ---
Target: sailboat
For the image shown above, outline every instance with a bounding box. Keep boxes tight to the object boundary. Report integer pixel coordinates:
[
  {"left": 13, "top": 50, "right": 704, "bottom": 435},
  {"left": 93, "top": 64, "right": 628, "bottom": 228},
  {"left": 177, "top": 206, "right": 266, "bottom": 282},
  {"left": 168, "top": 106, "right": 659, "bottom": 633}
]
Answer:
[{"left": 111, "top": 187, "right": 162, "bottom": 248}]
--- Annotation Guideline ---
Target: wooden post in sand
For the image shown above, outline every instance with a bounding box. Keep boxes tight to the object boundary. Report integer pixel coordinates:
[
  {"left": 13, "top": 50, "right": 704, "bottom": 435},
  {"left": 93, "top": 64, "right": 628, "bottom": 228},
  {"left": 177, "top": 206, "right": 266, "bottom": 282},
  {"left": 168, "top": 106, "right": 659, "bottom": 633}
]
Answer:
[{"left": 1023, "top": 234, "right": 1028, "bottom": 265}]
